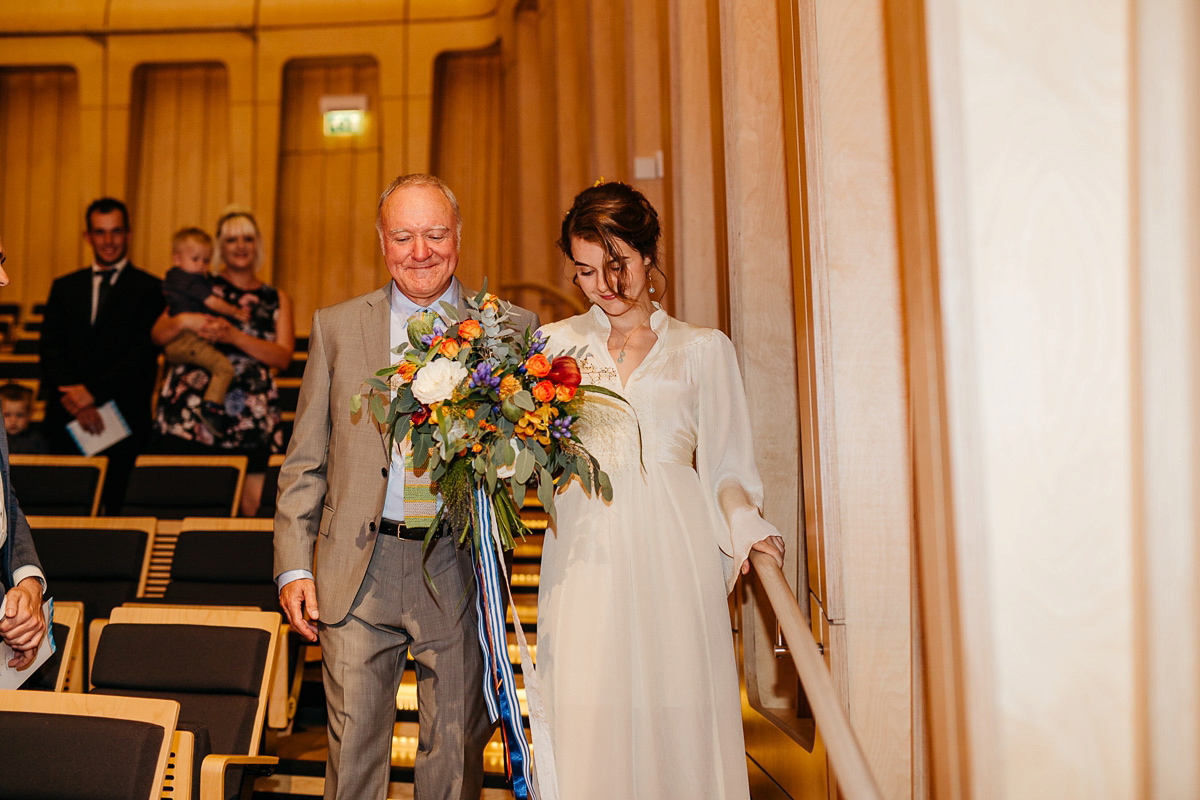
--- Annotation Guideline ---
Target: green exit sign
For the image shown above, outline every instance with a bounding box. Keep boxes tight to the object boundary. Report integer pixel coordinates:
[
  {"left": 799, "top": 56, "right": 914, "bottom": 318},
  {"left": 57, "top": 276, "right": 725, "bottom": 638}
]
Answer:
[{"left": 323, "top": 109, "right": 365, "bottom": 137}]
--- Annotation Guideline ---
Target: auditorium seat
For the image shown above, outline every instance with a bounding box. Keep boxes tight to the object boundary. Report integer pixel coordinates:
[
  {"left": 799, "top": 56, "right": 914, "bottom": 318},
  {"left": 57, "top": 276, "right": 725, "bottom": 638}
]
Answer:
[
  {"left": 276, "top": 351, "right": 307, "bottom": 379},
  {"left": 11, "top": 455, "right": 107, "bottom": 516},
  {"left": 275, "top": 377, "right": 302, "bottom": 414},
  {"left": 255, "top": 453, "right": 286, "bottom": 518},
  {"left": 157, "top": 517, "right": 277, "bottom": 611},
  {"left": 89, "top": 606, "right": 280, "bottom": 800},
  {"left": 0, "top": 358, "right": 40, "bottom": 400},
  {"left": 27, "top": 516, "right": 155, "bottom": 628},
  {"left": 0, "top": 689, "right": 179, "bottom": 800},
  {"left": 122, "top": 455, "right": 247, "bottom": 518}
]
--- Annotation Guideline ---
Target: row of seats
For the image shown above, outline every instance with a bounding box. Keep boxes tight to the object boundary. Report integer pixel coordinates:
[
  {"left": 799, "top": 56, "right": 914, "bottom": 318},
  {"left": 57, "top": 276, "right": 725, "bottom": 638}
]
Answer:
[
  {"left": 8, "top": 511, "right": 293, "bottom": 799},
  {"left": 2, "top": 604, "right": 281, "bottom": 800},
  {"left": 11, "top": 454, "right": 252, "bottom": 518}
]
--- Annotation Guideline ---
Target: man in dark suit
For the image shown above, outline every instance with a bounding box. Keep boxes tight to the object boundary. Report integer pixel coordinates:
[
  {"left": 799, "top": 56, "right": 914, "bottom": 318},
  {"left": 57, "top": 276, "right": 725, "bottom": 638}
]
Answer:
[
  {"left": 275, "top": 174, "right": 539, "bottom": 799},
  {"left": 39, "top": 198, "right": 165, "bottom": 513},
  {"left": 0, "top": 232, "right": 48, "bottom": 669}
]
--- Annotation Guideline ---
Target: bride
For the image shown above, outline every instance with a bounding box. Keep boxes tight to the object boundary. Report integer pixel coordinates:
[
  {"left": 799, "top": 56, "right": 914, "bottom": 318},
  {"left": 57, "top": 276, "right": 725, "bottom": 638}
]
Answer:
[{"left": 536, "top": 181, "right": 786, "bottom": 799}]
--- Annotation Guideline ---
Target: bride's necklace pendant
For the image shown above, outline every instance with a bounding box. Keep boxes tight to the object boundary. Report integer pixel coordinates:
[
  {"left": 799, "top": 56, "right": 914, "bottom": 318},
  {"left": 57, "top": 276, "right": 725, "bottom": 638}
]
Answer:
[{"left": 617, "top": 348, "right": 626, "bottom": 364}]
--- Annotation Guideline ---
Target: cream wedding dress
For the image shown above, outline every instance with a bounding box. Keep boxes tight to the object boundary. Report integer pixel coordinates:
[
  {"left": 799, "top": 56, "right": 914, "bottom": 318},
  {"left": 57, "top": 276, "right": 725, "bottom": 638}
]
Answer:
[{"left": 536, "top": 305, "right": 779, "bottom": 799}]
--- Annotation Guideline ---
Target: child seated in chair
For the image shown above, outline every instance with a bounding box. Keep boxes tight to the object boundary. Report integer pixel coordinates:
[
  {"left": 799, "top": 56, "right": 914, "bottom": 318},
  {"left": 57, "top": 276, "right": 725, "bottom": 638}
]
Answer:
[
  {"left": 162, "top": 227, "right": 250, "bottom": 437},
  {"left": 0, "top": 381, "right": 48, "bottom": 454}
]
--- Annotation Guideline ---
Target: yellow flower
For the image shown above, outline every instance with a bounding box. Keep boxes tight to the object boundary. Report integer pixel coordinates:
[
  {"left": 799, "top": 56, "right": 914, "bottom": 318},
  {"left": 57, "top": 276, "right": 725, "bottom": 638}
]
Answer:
[
  {"left": 515, "top": 404, "right": 558, "bottom": 446},
  {"left": 498, "top": 375, "right": 522, "bottom": 400}
]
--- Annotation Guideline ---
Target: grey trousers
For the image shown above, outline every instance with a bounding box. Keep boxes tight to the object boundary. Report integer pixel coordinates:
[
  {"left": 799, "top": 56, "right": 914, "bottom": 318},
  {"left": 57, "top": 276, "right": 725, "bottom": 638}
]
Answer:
[{"left": 319, "top": 532, "right": 492, "bottom": 800}]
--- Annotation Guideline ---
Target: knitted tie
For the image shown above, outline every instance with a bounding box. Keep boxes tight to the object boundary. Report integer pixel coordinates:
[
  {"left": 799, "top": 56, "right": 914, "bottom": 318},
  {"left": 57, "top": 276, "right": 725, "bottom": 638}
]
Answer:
[{"left": 403, "top": 434, "right": 438, "bottom": 530}]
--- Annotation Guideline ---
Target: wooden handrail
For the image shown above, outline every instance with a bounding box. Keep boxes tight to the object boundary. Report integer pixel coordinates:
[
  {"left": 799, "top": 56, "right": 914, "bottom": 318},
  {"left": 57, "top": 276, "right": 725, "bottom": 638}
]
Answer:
[{"left": 749, "top": 549, "right": 884, "bottom": 800}]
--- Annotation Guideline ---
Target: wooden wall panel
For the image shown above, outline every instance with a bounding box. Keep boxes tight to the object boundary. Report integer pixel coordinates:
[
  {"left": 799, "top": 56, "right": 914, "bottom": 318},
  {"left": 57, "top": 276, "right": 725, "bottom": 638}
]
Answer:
[
  {"left": 432, "top": 44, "right": 504, "bottom": 296},
  {"left": 0, "top": 67, "right": 83, "bottom": 311},
  {"left": 274, "top": 57, "right": 383, "bottom": 330},
  {"left": 127, "top": 63, "right": 232, "bottom": 276}
]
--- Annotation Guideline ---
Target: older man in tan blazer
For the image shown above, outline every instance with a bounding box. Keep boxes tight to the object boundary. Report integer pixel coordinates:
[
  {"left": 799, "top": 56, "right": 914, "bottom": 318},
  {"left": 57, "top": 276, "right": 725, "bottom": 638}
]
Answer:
[{"left": 274, "top": 173, "right": 539, "bottom": 800}]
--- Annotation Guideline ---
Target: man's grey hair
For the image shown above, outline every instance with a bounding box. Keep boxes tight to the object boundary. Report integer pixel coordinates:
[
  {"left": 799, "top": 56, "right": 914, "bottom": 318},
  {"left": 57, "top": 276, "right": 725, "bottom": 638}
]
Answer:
[{"left": 376, "top": 173, "right": 463, "bottom": 245}]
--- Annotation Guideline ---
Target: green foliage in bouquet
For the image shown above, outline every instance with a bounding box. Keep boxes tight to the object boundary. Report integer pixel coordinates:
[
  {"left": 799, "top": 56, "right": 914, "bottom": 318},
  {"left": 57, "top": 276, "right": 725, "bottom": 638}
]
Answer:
[{"left": 351, "top": 285, "right": 626, "bottom": 557}]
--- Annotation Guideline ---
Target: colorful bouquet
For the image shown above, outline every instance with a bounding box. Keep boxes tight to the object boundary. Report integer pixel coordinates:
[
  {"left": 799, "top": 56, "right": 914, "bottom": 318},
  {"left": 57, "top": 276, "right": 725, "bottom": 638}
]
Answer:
[{"left": 351, "top": 286, "right": 618, "bottom": 554}]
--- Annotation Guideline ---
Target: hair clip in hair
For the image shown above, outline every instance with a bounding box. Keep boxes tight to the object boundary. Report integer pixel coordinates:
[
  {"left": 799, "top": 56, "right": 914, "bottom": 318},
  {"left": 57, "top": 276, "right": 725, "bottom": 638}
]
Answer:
[{"left": 593, "top": 177, "right": 605, "bottom": 187}]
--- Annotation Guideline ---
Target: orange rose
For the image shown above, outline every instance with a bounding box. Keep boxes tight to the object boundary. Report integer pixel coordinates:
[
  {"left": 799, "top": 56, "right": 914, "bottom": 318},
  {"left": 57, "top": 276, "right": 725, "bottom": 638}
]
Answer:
[
  {"left": 458, "top": 319, "right": 483, "bottom": 340},
  {"left": 532, "top": 380, "right": 555, "bottom": 403},
  {"left": 555, "top": 385, "right": 577, "bottom": 402},
  {"left": 546, "top": 356, "right": 582, "bottom": 388},
  {"left": 525, "top": 354, "right": 551, "bottom": 377},
  {"left": 439, "top": 339, "right": 461, "bottom": 358}
]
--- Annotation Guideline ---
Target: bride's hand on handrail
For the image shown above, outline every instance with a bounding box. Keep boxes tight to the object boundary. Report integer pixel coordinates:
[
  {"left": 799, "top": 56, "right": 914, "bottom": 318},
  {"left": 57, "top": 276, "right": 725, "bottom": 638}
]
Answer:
[{"left": 743, "top": 535, "right": 786, "bottom": 574}]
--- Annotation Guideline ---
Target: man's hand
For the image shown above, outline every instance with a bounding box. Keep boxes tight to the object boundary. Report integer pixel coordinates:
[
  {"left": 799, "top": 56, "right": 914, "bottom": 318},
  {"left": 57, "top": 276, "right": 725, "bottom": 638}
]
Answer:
[
  {"left": 75, "top": 405, "right": 105, "bottom": 434},
  {"left": 1, "top": 577, "right": 46, "bottom": 668},
  {"left": 742, "top": 535, "right": 786, "bottom": 574},
  {"left": 279, "top": 578, "right": 320, "bottom": 642},
  {"left": 58, "top": 384, "right": 96, "bottom": 416}
]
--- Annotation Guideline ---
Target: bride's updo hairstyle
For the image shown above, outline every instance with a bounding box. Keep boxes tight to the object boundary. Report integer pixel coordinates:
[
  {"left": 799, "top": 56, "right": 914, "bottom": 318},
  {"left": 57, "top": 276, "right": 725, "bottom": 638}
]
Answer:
[{"left": 558, "top": 181, "right": 662, "bottom": 302}]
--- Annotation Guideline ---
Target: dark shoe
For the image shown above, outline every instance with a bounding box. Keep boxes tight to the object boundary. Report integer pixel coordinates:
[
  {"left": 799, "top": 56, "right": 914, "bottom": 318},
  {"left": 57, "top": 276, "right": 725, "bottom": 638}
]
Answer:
[{"left": 198, "top": 400, "right": 230, "bottom": 437}]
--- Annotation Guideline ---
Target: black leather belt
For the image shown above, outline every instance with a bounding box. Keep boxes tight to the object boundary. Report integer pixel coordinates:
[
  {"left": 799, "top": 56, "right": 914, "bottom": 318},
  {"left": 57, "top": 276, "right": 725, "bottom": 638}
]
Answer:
[{"left": 379, "top": 518, "right": 441, "bottom": 541}]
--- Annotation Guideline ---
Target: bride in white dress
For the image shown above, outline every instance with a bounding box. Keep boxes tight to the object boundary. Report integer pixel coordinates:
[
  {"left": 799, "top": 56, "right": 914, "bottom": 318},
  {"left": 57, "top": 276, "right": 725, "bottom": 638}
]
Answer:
[{"left": 536, "top": 182, "right": 786, "bottom": 799}]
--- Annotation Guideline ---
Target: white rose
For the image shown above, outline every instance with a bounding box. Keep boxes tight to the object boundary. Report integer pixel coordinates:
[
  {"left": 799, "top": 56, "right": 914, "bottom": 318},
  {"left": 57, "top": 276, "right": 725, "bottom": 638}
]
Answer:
[{"left": 411, "top": 357, "right": 469, "bottom": 405}]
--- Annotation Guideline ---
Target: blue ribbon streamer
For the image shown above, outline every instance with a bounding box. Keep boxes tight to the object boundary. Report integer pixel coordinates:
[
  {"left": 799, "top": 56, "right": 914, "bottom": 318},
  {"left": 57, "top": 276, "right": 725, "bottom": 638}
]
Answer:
[{"left": 473, "top": 488, "right": 536, "bottom": 799}]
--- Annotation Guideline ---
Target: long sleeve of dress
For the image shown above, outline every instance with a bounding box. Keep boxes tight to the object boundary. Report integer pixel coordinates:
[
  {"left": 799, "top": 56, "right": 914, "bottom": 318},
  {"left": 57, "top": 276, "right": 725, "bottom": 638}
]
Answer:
[{"left": 695, "top": 331, "right": 782, "bottom": 592}]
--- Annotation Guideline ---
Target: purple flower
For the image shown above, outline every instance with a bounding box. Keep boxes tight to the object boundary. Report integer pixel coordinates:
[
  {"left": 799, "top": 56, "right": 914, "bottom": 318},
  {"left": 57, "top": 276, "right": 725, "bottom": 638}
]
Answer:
[
  {"left": 549, "top": 415, "right": 574, "bottom": 440},
  {"left": 470, "top": 362, "right": 501, "bottom": 389},
  {"left": 527, "top": 330, "right": 548, "bottom": 355}
]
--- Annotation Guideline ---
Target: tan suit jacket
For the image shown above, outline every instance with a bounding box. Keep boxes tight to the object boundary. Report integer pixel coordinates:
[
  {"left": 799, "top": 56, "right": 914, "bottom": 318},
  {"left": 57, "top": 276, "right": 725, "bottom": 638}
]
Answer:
[{"left": 273, "top": 282, "right": 539, "bottom": 624}]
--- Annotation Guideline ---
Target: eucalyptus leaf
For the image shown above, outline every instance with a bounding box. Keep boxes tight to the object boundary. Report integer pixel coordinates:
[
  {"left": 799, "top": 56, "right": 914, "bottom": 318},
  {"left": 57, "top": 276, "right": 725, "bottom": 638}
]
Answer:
[
  {"left": 511, "top": 390, "right": 535, "bottom": 412},
  {"left": 370, "top": 393, "right": 387, "bottom": 425},
  {"left": 350, "top": 393, "right": 362, "bottom": 414},
  {"left": 536, "top": 467, "right": 554, "bottom": 515},
  {"left": 514, "top": 447, "right": 535, "bottom": 484},
  {"left": 366, "top": 377, "right": 389, "bottom": 391}
]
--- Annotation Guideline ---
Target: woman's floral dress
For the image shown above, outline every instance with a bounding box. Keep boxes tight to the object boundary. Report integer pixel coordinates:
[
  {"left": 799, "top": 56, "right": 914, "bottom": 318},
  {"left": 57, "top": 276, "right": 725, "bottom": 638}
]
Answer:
[{"left": 155, "top": 274, "right": 284, "bottom": 454}]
